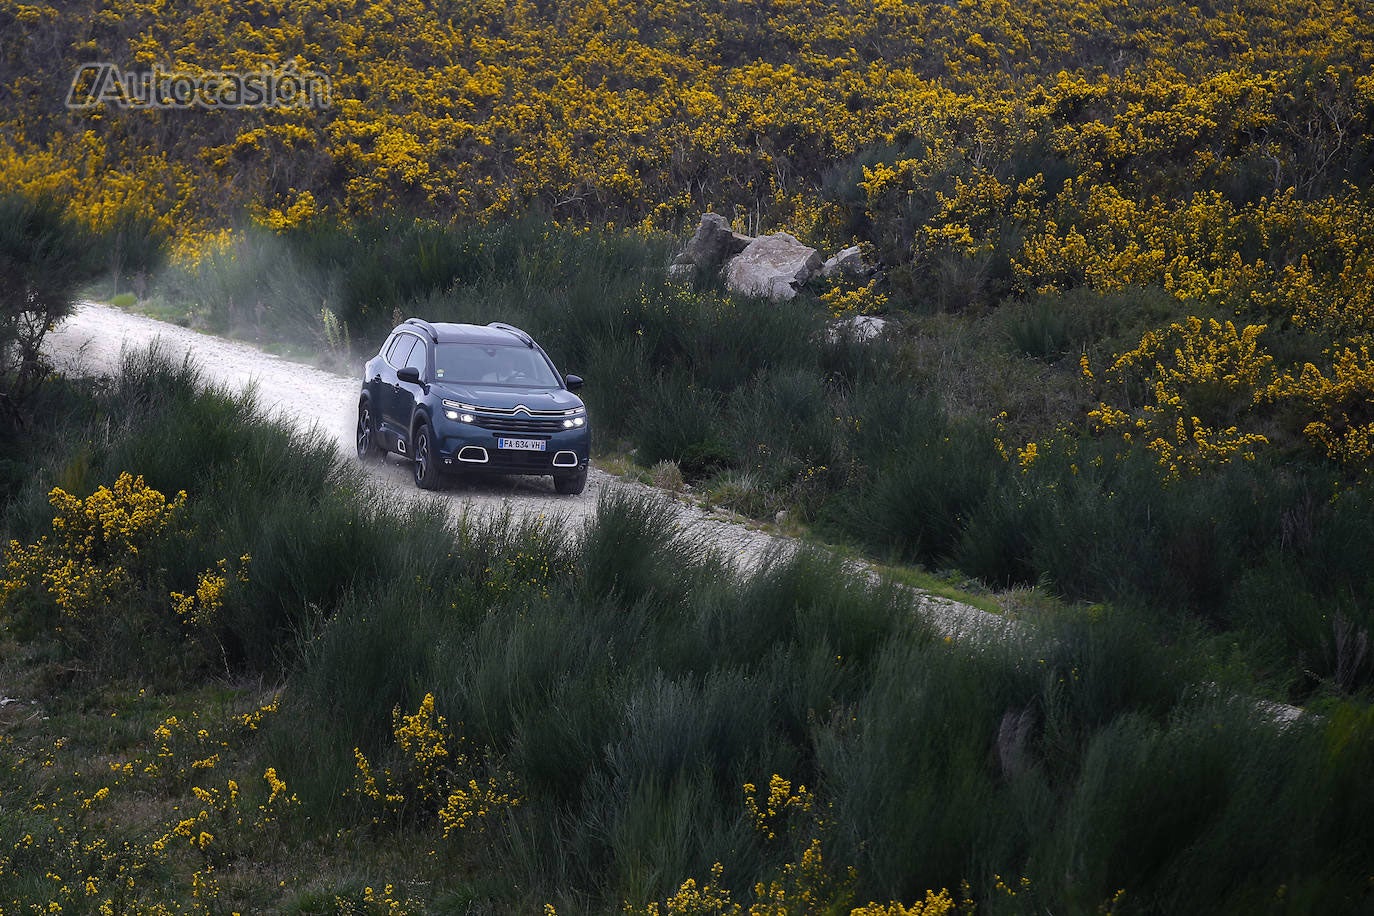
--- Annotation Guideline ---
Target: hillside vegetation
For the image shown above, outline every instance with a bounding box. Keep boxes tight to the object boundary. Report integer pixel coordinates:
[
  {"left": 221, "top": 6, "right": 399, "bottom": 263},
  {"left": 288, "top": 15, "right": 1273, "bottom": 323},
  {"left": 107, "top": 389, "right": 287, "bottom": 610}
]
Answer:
[
  {"left": 1, "top": 351, "right": 1371, "bottom": 914},
  {"left": 2, "top": 2, "right": 1374, "bottom": 909},
  {"left": 0, "top": 0, "right": 1370, "bottom": 679},
  {"left": 2, "top": 0, "right": 1372, "bottom": 465}
]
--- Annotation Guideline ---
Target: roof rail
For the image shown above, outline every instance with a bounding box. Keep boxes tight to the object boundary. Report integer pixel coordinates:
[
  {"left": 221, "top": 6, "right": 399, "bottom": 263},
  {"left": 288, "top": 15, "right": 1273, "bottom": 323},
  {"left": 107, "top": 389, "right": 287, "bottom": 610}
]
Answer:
[
  {"left": 487, "top": 321, "right": 535, "bottom": 348},
  {"left": 404, "top": 317, "right": 439, "bottom": 342}
]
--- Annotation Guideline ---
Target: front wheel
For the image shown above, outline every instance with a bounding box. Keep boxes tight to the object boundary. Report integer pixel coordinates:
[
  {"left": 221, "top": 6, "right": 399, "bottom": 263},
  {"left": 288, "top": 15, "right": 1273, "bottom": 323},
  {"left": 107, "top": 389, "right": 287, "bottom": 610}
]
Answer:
[
  {"left": 356, "top": 401, "right": 381, "bottom": 461},
  {"left": 413, "top": 422, "right": 442, "bottom": 490},
  {"left": 553, "top": 467, "right": 587, "bottom": 495}
]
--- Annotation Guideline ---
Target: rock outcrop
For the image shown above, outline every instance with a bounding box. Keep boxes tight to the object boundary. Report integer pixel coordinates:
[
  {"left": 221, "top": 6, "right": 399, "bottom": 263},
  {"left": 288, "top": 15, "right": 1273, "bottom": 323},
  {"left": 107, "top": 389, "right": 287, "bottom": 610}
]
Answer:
[
  {"left": 722, "top": 232, "right": 823, "bottom": 301},
  {"left": 820, "top": 244, "right": 874, "bottom": 279},
  {"left": 669, "top": 215, "right": 878, "bottom": 307},
  {"left": 670, "top": 213, "right": 752, "bottom": 276},
  {"left": 827, "top": 314, "right": 888, "bottom": 342}
]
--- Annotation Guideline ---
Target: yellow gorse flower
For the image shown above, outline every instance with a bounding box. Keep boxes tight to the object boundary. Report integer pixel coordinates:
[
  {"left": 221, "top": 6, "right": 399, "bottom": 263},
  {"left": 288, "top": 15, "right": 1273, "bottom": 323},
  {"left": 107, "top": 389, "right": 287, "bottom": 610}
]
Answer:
[
  {"left": 1087, "top": 317, "right": 1275, "bottom": 477},
  {"left": 1269, "top": 345, "right": 1374, "bottom": 469},
  {"left": 351, "top": 693, "right": 522, "bottom": 834},
  {"left": 0, "top": 473, "right": 186, "bottom": 619},
  {"left": 0, "top": 471, "right": 257, "bottom": 656},
  {"left": 628, "top": 778, "right": 953, "bottom": 915},
  {"left": 743, "top": 774, "right": 815, "bottom": 842},
  {"left": 170, "top": 555, "right": 249, "bottom": 628}
]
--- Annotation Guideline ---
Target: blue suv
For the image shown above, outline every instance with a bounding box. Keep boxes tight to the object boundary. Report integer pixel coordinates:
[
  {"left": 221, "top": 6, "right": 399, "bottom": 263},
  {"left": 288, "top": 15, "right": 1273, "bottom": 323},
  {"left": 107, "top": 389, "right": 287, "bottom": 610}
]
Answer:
[{"left": 357, "top": 319, "right": 590, "bottom": 494}]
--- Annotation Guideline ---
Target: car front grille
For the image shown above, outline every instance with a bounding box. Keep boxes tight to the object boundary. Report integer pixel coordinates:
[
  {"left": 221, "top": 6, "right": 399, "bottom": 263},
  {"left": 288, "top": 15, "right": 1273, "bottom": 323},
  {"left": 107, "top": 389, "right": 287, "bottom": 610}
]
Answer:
[
  {"left": 473, "top": 415, "right": 565, "bottom": 434},
  {"left": 489, "top": 449, "right": 556, "bottom": 470}
]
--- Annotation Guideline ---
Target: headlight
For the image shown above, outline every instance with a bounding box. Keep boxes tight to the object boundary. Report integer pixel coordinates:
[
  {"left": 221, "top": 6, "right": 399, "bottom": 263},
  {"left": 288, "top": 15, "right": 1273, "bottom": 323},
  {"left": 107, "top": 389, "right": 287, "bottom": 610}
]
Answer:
[
  {"left": 443, "top": 400, "right": 478, "bottom": 423},
  {"left": 562, "top": 416, "right": 586, "bottom": 428}
]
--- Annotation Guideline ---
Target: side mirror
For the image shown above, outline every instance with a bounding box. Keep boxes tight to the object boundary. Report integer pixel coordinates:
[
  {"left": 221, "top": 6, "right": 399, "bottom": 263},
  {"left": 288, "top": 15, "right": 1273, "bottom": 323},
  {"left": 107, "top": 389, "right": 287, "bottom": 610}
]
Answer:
[
  {"left": 564, "top": 374, "right": 583, "bottom": 391},
  {"left": 397, "top": 367, "right": 422, "bottom": 385}
]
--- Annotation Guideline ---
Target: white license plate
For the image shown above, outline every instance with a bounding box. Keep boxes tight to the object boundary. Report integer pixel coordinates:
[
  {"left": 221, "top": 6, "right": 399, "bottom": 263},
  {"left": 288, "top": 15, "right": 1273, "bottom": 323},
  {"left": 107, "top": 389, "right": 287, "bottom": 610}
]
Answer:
[{"left": 497, "top": 437, "right": 546, "bottom": 451}]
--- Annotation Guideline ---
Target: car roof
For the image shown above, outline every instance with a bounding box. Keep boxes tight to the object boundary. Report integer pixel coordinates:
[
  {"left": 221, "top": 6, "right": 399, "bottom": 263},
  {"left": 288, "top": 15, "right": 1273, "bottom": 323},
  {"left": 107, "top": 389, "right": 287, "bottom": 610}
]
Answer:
[{"left": 400, "top": 320, "right": 528, "bottom": 346}]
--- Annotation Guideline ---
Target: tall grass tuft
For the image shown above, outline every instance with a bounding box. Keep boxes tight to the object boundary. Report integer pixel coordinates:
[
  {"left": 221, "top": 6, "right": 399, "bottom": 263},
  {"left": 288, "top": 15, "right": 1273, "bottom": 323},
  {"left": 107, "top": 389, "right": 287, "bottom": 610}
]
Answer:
[{"left": 577, "top": 488, "right": 720, "bottom": 609}]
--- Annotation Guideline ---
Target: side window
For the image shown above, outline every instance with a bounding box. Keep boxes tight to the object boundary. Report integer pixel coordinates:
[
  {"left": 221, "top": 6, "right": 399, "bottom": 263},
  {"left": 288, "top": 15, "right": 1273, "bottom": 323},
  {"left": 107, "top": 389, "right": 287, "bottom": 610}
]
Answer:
[
  {"left": 404, "top": 337, "right": 428, "bottom": 375},
  {"left": 386, "top": 333, "right": 415, "bottom": 368}
]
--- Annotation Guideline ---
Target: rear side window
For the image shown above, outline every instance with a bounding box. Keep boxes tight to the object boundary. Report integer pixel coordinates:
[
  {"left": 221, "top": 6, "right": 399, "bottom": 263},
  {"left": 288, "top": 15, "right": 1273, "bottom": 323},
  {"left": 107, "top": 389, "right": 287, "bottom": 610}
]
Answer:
[{"left": 386, "top": 333, "right": 416, "bottom": 367}]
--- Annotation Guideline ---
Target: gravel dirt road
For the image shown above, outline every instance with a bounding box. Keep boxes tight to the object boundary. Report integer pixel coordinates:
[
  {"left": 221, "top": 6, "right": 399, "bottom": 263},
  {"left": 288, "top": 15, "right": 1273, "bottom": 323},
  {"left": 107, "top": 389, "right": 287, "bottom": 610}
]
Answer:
[{"left": 44, "top": 301, "right": 1001, "bottom": 636}]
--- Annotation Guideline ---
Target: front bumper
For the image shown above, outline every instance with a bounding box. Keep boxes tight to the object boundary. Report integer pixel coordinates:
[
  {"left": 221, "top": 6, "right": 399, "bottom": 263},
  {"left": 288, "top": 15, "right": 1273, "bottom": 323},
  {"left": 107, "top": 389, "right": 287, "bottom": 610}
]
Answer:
[{"left": 434, "top": 419, "right": 590, "bottom": 475}]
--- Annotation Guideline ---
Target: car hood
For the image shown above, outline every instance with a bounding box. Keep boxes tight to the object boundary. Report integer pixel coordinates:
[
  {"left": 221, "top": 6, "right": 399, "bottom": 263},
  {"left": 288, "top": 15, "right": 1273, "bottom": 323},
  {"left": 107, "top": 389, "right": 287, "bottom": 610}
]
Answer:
[{"left": 432, "top": 381, "right": 584, "bottom": 413}]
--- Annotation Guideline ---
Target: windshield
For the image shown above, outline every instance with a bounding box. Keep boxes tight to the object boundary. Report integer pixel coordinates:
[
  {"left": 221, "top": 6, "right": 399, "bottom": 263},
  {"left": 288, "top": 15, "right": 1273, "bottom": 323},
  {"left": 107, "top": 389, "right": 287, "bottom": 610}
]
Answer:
[{"left": 433, "top": 342, "right": 561, "bottom": 387}]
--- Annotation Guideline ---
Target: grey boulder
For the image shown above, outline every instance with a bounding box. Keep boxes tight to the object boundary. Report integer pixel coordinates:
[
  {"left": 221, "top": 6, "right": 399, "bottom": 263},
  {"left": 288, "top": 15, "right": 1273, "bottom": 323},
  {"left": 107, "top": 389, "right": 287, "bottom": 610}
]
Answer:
[
  {"left": 723, "top": 232, "right": 823, "bottom": 301},
  {"left": 820, "top": 244, "right": 873, "bottom": 279},
  {"left": 673, "top": 212, "right": 752, "bottom": 269},
  {"left": 826, "top": 314, "right": 888, "bottom": 342}
]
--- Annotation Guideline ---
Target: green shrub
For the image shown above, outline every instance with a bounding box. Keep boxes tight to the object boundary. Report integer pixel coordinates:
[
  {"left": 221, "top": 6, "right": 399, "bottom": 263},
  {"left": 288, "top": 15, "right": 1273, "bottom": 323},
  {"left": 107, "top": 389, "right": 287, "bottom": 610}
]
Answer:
[
  {"left": 832, "top": 419, "right": 1000, "bottom": 566},
  {"left": 1000, "top": 297, "right": 1074, "bottom": 361},
  {"left": 0, "top": 192, "right": 99, "bottom": 418},
  {"left": 956, "top": 507, "right": 1039, "bottom": 590},
  {"left": 93, "top": 206, "right": 169, "bottom": 296},
  {"left": 724, "top": 368, "right": 843, "bottom": 491},
  {"left": 701, "top": 470, "right": 776, "bottom": 518},
  {"left": 141, "top": 218, "right": 1374, "bottom": 699},
  {"left": 630, "top": 373, "right": 735, "bottom": 480},
  {"left": 160, "top": 228, "right": 340, "bottom": 342},
  {"left": 816, "top": 634, "right": 1014, "bottom": 901},
  {"left": 577, "top": 487, "right": 719, "bottom": 608}
]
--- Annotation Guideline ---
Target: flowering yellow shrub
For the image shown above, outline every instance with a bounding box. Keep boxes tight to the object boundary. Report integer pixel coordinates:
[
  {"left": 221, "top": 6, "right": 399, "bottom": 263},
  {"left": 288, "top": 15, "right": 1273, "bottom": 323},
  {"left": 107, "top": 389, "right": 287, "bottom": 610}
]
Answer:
[
  {"left": 0, "top": 472, "right": 253, "bottom": 665},
  {"left": 154, "top": 766, "right": 299, "bottom": 862},
  {"left": 1009, "top": 179, "right": 1374, "bottom": 352},
  {"left": 749, "top": 837, "right": 857, "bottom": 916},
  {"left": 1, "top": 0, "right": 1371, "bottom": 494},
  {"left": 4, "top": 687, "right": 292, "bottom": 911},
  {"left": 624, "top": 845, "right": 863, "bottom": 916},
  {"left": 623, "top": 863, "right": 736, "bottom": 916},
  {"left": 847, "top": 889, "right": 956, "bottom": 916},
  {"left": 141, "top": 694, "right": 279, "bottom": 785},
  {"left": 437, "top": 775, "right": 521, "bottom": 838},
  {"left": 0, "top": 472, "right": 186, "bottom": 621},
  {"left": 351, "top": 692, "right": 521, "bottom": 836},
  {"left": 923, "top": 171, "right": 1019, "bottom": 259},
  {"left": 349, "top": 883, "right": 425, "bottom": 915},
  {"left": 1085, "top": 312, "right": 1374, "bottom": 475},
  {"left": 253, "top": 189, "right": 320, "bottom": 232},
  {"left": 171, "top": 554, "right": 250, "bottom": 627},
  {"left": 391, "top": 692, "right": 451, "bottom": 805},
  {"left": 481, "top": 544, "right": 575, "bottom": 602},
  {"left": 3, "top": 0, "right": 1367, "bottom": 272},
  {"left": 1087, "top": 317, "right": 1276, "bottom": 477},
  {"left": 628, "top": 776, "right": 954, "bottom": 916},
  {"left": 743, "top": 774, "right": 815, "bottom": 842},
  {"left": 1269, "top": 345, "right": 1374, "bottom": 469},
  {"left": 820, "top": 279, "right": 888, "bottom": 317},
  {"left": 168, "top": 226, "right": 238, "bottom": 270}
]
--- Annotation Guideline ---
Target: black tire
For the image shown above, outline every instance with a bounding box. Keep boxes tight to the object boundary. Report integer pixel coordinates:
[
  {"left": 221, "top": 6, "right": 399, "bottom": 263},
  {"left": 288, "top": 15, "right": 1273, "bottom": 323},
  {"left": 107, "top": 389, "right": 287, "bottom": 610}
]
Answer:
[
  {"left": 553, "top": 467, "right": 587, "bottom": 495},
  {"left": 413, "top": 422, "right": 442, "bottom": 490},
  {"left": 356, "top": 401, "right": 381, "bottom": 461}
]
